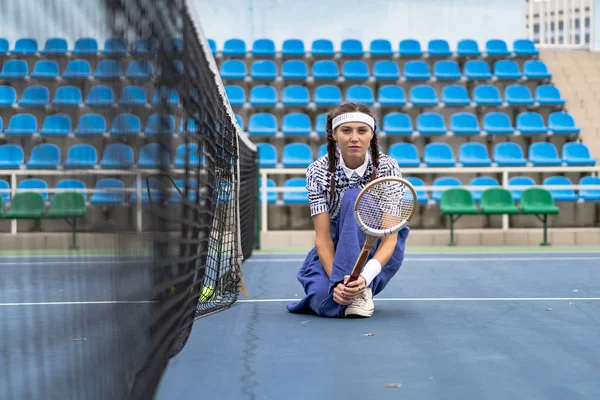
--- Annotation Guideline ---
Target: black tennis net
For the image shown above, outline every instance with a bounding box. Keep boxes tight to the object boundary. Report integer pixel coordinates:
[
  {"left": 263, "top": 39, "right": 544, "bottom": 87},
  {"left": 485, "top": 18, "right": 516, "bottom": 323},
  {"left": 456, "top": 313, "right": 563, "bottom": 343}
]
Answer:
[{"left": 0, "top": 0, "right": 258, "bottom": 399}]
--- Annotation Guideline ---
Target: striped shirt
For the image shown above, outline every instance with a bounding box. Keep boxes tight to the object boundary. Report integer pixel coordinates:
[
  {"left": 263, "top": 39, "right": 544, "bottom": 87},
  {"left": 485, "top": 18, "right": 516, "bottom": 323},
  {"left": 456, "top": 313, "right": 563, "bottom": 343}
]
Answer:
[{"left": 306, "top": 152, "right": 403, "bottom": 222}]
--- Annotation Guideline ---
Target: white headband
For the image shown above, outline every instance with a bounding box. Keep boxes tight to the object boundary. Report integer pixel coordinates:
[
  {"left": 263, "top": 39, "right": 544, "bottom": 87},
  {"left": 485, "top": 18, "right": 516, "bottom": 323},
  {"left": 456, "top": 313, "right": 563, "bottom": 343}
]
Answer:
[{"left": 332, "top": 112, "right": 375, "bottom": 131}]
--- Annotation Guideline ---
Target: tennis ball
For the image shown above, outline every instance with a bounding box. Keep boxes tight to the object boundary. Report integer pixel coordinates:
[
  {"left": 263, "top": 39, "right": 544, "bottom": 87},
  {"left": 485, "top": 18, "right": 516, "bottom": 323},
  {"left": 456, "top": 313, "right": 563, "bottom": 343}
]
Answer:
[{"left": 200, "top": 286, "right": 215, "bottom": 301}]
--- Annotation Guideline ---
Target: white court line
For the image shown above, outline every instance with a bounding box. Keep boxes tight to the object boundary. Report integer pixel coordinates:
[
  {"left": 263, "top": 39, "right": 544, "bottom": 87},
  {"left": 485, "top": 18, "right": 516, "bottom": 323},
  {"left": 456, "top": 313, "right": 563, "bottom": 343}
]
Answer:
[
  {"left": 0, "top": 300, "right": 156, "bottom": 306},
  {"left": 238, "top": 297, "right": 600, "bottom": 303},
  {"left": 245, "top": 256, "right": 600, "bottom": 263}
]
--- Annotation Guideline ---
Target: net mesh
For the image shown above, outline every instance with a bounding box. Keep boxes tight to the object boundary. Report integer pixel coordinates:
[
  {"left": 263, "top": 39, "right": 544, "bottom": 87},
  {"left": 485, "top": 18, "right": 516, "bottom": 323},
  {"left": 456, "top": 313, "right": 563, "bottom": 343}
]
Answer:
[
  {"left": 0, "top": 0, "right": 257, "bottom": 399},
  {"left": 355, "top": 178, "right": 414, "bottom": 234}
]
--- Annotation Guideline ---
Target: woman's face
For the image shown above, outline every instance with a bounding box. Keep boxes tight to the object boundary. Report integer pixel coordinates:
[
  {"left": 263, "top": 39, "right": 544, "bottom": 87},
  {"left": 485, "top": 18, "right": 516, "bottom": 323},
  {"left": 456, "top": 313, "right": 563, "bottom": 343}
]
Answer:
[{"left": 332, "top": 122, "right": 373, "bottom": 159}]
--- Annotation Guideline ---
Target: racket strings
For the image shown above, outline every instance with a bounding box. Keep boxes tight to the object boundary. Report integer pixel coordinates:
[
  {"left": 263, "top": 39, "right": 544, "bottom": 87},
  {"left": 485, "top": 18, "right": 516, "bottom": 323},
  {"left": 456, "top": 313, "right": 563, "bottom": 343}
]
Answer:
[{"left": 356, "top": 180, "right": 414, "bottom": 231}]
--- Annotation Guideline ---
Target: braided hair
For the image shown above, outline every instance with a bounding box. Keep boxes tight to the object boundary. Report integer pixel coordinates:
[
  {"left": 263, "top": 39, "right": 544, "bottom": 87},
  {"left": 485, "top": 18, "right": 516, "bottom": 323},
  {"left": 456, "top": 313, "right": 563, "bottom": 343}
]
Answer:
[{"left": 325, "top": 102, "right": 379, "bottom": 200}]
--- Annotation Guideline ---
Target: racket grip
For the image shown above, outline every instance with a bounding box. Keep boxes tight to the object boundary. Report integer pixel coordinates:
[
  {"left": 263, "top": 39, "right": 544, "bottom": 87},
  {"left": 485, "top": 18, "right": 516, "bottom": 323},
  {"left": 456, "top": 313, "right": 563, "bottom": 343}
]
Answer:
[{"left": 347, "top": 246, "right": 371, "bottom": 283}]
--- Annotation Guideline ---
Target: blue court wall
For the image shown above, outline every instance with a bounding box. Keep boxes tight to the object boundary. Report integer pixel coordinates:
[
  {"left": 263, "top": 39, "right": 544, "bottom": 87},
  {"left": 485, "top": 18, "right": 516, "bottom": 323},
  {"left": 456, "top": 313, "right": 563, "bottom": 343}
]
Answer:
[{"left": 194, "top": 0, "right": 527, "bottom": 48}]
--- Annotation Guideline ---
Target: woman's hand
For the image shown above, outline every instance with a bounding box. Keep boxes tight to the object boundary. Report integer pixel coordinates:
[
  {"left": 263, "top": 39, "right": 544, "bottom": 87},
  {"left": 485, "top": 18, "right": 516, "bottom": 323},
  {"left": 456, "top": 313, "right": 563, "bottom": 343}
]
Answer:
[{"left": 333, "top": 275, "right": 367, "bottom": 305}]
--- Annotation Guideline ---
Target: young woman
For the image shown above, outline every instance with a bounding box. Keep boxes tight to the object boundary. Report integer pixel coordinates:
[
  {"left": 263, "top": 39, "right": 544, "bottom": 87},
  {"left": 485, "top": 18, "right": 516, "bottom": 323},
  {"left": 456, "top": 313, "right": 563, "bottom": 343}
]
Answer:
[{"left": 286, "top": 102, "right": 410, "bottom": 318}]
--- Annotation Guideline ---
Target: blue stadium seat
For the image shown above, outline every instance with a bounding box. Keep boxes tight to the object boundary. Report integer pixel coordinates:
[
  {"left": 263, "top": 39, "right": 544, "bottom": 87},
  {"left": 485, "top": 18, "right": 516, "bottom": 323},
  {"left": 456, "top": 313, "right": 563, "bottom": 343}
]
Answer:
[
  {"left": 0, "top": 144, "right": 24, "bottom": 168},
  {"left": 377, "top": 85, "right": 406, "bottom": 107},
  {"left": 529, "top": 142, "right": 562, "bottom": 166},
  {"left": 473, "top": 84, "right": 502, "bottom": 106},
  {"left": 428, "top": 39, "right": 452, "bottom": 57},
  {"left": 63, "top": 59, "right": 91, "bottom": 79},
  {"left": 281, "top": 60, "right": 308, "bottom": 80},
  {"left": 100, "top": 144, "right": 134, "bottom": 169},
  {"left": 311, "top": 39, "right": 334, "bottom": 57},
  {"left": 516, "top": 112, "right": 547, "bottom": 134},
  {"left": 86, "top": 85, "right": 115, "bottom": 106},
  {"left": 0, "top": 38, "right": 8, "bottom": 55},
  {"left": 145, "top": 114, "right": 175, "bottom": 135},
  {"left": 282, "top": 113, "right": 311, "bottom": 135},
  {"left": 535, "top": 85, "right": 564, "bottom": 106},
  {"left": 137, "top": 143, "right": 170, "bottom": 168},
  {"left": 543, "top": 176, "right": 578, "bottom": 202},
  {"left": 63, "top": 144, "right": 98, "bottom": 169},
  {"left": 523, "top": 60, "right": 551, "bottom": 80},
  {"left": 220, "top": 60, "right": 246, "bottom": 80},
  {"left": 486, "top": 39, "right": 510, "bottom": 56},
  {"left": 513, "top": 39, "right": 539, "bottom": 56},
  {"left": 373, "top": 61, "right": 400, "bottom": 81},
  {"left": 341, "top": 39, "right": 364, "bottom": 56},
  {"left": 260, "top": 179, "right": 278, "bottom": 204},
  {"left": 470, "top": 176, "right": 499, "bottom": 202},
  {"left": 225, "top": 85, "right": 246, "bottom": 106},
  {"left": 432, "top": 177, "right": 462, "bottom": 202},
  {"left": 406, "top": 177, "right": 429, "bottom": 203},
  {"left": 493, "top": 142, "right": 527, "bottom": 166},
  {"left": 90, "top": 178, "right": 125, "bottom": 205},
  {"left": 312, "top": 60, "right": 339, "bottom": 80},
  {"left": 119, "top": 85, "right": 147, "bottom": 107},
  {"left": 370, "top": 39, "right": 393, "bottom": 57},
  {"left": 0, "top": 60, "right": 28, "bottom": 80},
  {"left": 12, "top": 38, "right": 38, "bottom": 55},
  {"left": 409, "top": 85, "right": 438, "bottom": 107},
  {"left": 5, "top": 113, "right": 37, "bottom": 136},
  {"left": 450, "top": 112, "right": 480, "bottom": 135},
  {"left": 179, "top": 117, "right": 200, "bottom": 135},
  {"left": 26, "top": 143, "right": 60, "bottom": 169},
  {"left": 40, "top": 114, "right": 71, "bottom": 136},
  {"left": 53, "top": 86, "right": 82, "bottom": 107},
  {"left": 442, "top": 85, "right": 470, "bottom": 107},
  {"left": 316, "top": 113, "right": 327, "bottom": 135},
  {"left": 399, "top": 39, "right": 422, "bottom": 57},
  {"left": 74, "top": 114, "right": 106, "bottom": 136},
  {"left": 433, "top": 60, "right": 461, "bottom": 80},
  {"left": 19, "top": 85, "right": 50, "bottom": 107},
  {"left": 165, "top": 37, "right": 183, "bottom": 55},
  {"left": 282, "top": 39, "right": 305, "bottom": 56},
  {"left": 152, "top": 87, "right": 179, "bottom": 106},
  {"left": 282, "top": 85, "right": 310, "bottom": 106},
  {"left": 223, "top": 38, "right": 246, "bottom": 56},
  {"left": 562, "top": 142, "right": 596, "bottom": 166},
  {"left": 257, "top": 143, "right": 278, "bottom": 167},
  {"left": 95, "top": 59, "right": 123, "bottom": 79},
  {"left": 483, "top": 112, "right": 514, "bottom": 134},
  {"left": 456, "top": 39, "right": 480, "bottom": 56},
  {"left": 403, "top": 60, "right": 430, "bottom": 80},
  {"left": 0, "top": 86, "right": 17, "bottom": 106},
  {"left": 343, "top": 60, "right": 369, "bottom": 80},
  {"left": 424, "top": 143, "right": 456, "bottom": 166},
  {"left": 103, "top": 38, "right": 128, "bottom": 56},
  {"left": 133, "top": 39, "right": 157, "bottom": 56},
  {"left": 251, "top": 60, "right": 277, "bottom": 80},
  {"left": 505, "top": 84, "right": 534, "bottom": 105},
  {"left": 283, "top": 178, "right": 309, "bottom": 204},
  {"left": 56, "top": 179, "right": 87, "bottom": 200},
  {"left": 174, "top": 143, "right": 200, "bottom": 168},
  {"left": 416, "top": 112, "right": 446, "bottom": 135},
  {"left": 346, "top": 85, "right": 374, "bottom": 105},
  {"left": 579, "top": 176, "right": 600, "bottom": 201},
  {"left": 0, "top": 179, "right": 9, "bottom": 204},
  {"left": 388, "top": 143, "right": 420, "bottom": 167},
  {"left": 18, "top": 178, "right": 48, "bottom": 201},
  {"left": 548, "top": 112, "right": 579, "bottom": 134},
  {"left": 110, "top": 113, "right": 141, "bottom": 136},
  {"left": 314, "top": 85, "right": 342, "bottom": 106},
  {"left": 493, "top": 60, "right": 521, "bottom": 80},
  {"left": 248, "top": 113, "right": 277, "bottom": 135},
  {"left": 318, "top": 144, "right": 327, "bottom": 158},
  {"left": 31, "top": 60, "right": 59, "bottom": 79},
  {"left": 126, "top": 61, "right": 154, "bottom": 80},
  {"left": 459, "top": 142, "right": 491, "bottom": 166},
  {"left": 508, "top": 176, "right": 536, "bottom": 201},
  {"left": 0, "top": 116, "right": 2, "bottom": 133},
  {"left": 464, "top": 60, "right": 492, "bottom": 80},
  {"left": 41, "top": 38, "right": 68, "bottom": 55},
  {"left": 250, "top": 85, "right": 277, "bottom": 106},
  {"left": 73, "top": 37, "right": 98, "bottom": 55},
  {"left": 382, "top": 112, "right": 412, "bottom": 135},
  {"left": 252, "top": 39, "right": 276, "bottom": 56},
  {"left": 282, "top": 143, "right": 313, "bottom": 167}
]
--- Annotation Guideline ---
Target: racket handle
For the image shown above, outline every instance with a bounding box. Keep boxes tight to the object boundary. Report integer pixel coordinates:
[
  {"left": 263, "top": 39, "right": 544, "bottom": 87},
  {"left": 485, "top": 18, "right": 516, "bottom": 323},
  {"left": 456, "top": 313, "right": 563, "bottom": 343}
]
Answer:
[{"left": 347, "top": 246, "right": 372, "bottom": 284}]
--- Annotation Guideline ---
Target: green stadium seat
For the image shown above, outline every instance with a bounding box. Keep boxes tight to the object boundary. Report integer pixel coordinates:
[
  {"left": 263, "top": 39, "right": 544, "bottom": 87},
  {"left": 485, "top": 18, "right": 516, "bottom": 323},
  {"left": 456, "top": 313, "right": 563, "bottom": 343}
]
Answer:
[
  {"left": 0, "top": 195, "right": 4, "bottom": 217},
  {"left": 440, "top": 188, "right": 479, "bottom": 245},
  {"left": 45, "top": 192, "right": 87, "bottom": 249},
  {"left": 4, "top": 192, "right": 45, "bottom": 219},
  {"left": 479, "top": 188, "right": 519, "bottom": 215},
  {"left": 519, "top": 187, "right": 560, "bottom": 246}
]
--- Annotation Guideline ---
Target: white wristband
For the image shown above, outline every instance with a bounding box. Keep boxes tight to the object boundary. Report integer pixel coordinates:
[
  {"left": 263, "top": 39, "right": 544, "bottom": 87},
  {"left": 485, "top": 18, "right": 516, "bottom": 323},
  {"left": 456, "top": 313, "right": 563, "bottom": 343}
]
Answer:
[{"left": 360, "top": 259, "right": 382, "bottom": 286}]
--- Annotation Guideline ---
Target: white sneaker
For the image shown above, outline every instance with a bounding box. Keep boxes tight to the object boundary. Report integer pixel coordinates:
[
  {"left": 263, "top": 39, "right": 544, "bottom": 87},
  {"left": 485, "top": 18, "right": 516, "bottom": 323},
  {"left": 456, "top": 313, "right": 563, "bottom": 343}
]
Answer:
[{"left": 344, "top": 288, "right": 374, "bottom": 318}]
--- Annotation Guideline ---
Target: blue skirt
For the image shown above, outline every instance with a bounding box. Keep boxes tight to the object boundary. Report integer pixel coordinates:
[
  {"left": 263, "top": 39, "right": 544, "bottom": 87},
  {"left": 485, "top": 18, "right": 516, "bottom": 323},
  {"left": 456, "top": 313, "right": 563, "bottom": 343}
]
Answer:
[{"left": 286, "top": 188, "right": 410, "bottom": 317}]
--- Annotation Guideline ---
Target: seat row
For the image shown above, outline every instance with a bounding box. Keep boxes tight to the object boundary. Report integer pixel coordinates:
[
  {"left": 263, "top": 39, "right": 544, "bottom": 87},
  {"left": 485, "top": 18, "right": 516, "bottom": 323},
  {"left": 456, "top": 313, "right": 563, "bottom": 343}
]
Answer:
[
  {"left": 220, "top": 59, "right": 551, "bottom": 82},
  {"left": 0, "top": 59, "right": 156, "bottom": 80},
  {"left": 225, "top": 83, "right": 564, "bottom": 108},
  {"left": 256, "top": 141, "right": 596, "bottom": 168},
  {"left": 0, "top": 142, "right": 199, "bottom": 170}
]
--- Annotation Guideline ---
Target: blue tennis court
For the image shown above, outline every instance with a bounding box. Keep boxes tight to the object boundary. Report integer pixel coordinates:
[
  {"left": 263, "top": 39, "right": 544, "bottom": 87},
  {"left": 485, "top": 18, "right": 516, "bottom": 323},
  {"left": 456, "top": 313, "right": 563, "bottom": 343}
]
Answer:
[{"left": 156, "top": 251, "right": 600, "bottom": 400}]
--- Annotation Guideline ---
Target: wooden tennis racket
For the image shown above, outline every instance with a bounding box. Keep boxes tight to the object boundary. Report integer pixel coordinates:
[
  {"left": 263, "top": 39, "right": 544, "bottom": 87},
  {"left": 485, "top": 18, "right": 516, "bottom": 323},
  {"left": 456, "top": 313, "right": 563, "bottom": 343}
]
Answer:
[{"left": 347, "top": 176, "right": 417, "bottom": 284}]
